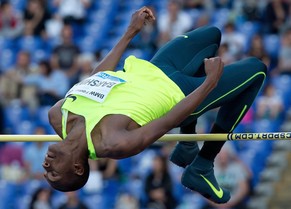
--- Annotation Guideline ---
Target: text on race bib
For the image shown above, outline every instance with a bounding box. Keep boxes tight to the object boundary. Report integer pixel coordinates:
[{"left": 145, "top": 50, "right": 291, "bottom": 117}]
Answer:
[{"left": 65, "top": 72, "right": 126, "bottom": 102}]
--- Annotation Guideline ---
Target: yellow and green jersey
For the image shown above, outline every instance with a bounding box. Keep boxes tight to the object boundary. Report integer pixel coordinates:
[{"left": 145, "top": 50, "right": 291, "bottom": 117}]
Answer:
[{"left": 61, "top": 56, "right": 185, "bottom": 159}]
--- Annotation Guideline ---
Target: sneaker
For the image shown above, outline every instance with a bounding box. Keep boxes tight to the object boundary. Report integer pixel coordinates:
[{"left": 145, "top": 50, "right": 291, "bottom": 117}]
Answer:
[
  {"left": 181, "top": 156, "right": 231, "bottom": 203},
  {"left": 169, "top": 141, "right": 199, "bottom": 168}
]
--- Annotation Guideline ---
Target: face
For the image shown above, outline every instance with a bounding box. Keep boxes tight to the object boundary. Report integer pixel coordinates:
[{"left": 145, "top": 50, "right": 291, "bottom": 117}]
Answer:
[
  {"left": 28, "top": 0, "right": 41, "bottom": 12},
  {"left": 81, "top": 60, "right": 93, "bottom": 73},
  {"left": 62, "top": 25, "right": 73, "bottom": 41},
  {"left": 17, "top": 52, "right": 30, "bottom": 67},
  {"left": 153, "top": 156, "right": 165, "bottom": 172},
  {"left": 37, "top": 189, "right": 51, "bottom": 202},
  {"left": 42, "top": 143, "right": 74, "bottom": 183},
  {"left": 168, "top": 2, "right": 179, "bottom": 14},
  {"left": 252, "top": 35, "right": 263, "bottom": 48},
  {"left": 265, "top": 85, "right": 275, "bottom": 96},
  {"left": 2, "top": 3, "right": 12, "bottom": 14}
]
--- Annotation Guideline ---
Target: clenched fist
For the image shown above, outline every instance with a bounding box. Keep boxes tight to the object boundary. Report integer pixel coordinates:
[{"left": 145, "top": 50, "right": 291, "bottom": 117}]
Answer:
[
  {"left": 204, "top": 57, "right": 224, "bottom": 89},
  {"left": 126, "top": 6, "right": 156, "bottom": 36}
]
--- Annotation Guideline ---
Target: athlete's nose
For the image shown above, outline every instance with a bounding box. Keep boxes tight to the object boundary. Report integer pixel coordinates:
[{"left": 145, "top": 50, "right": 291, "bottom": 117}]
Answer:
[{"left": 42, "top": 161, "right": 50, "bottom": 168}]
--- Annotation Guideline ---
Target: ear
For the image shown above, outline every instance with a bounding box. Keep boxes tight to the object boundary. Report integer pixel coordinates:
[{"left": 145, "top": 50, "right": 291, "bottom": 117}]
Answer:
[{"left": 73, "top": 163, "right": 84, "bottom": 176}]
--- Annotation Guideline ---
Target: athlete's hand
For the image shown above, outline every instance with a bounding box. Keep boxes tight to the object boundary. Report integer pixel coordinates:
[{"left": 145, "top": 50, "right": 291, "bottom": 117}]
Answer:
[
  {"left": 204, "top": 57, "right": 224, "bottom": 89},
  {"left": 127, "top": 6, "right": 155, "bottom": 36}
]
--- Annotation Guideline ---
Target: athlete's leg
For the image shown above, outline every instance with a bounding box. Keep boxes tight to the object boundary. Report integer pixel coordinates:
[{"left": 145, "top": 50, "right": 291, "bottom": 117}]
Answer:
[
  {"left": 169, "top": 119, "right": 200, "bottom": 168},
  {"left": 180, "top": 57, "right": 267, "bottom": 203},
  {"left": 189, "top": 57, "right": 267, "bottom": 128},
  {"left": 151, "top": 26, "right": 221, "bottom": 166},
  {"left": 151, "top": 26, "right": 267, "bottom": 203},
  {"left": 151, "top": 26, "right": 221, "bottom": 77}
]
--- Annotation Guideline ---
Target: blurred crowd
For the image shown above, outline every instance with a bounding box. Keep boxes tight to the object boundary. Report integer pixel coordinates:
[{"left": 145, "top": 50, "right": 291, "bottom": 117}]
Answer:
[{"left": 0, "top": 0, "right": 291, "bottom": 209}]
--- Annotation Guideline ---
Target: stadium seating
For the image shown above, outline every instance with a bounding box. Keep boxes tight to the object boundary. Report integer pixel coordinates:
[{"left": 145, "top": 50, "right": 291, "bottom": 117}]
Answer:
[
  {"left": 1, "top": 0, "right": 290, "bottom": 208},
  {"left": 263, "top": 34, "right": 280, "bottom": 59},
  {"left": 0, "top": 49, "right": 15, "bottom": 72}
]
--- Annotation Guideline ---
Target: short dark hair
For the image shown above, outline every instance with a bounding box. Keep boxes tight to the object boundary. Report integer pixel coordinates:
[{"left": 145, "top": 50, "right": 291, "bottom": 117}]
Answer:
[
  {"left": 49, "top": 161, "right": 90, "bottom": 192},
  {"left": 39, "top": 60, "right": 52, "bottom": 76},
  {"left": 0, "top": 1, "right": 10, "bottom": 9}
]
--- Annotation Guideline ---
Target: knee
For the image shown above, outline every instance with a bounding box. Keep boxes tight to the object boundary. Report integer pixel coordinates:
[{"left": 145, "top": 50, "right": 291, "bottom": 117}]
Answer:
[
  {"left": 246, "top": 57, "right": 268, "bottom": 75},
  {"left": 207, "top": 26, "right": 221, "bottom": 44},
  {"left": 198, "top": 26, "right": 221, "bottom": 44}
]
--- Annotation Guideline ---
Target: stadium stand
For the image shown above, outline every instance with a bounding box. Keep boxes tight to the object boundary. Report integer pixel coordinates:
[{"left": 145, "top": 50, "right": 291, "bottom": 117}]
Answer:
[{"left": 0, "top": 0, "right": 291, "bottom": 209}]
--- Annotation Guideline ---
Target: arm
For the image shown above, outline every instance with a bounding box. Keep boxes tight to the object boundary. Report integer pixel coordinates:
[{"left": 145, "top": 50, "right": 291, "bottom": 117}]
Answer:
[
  {"left": 48, "top": 99, "right": 65, "bottom": 138},
  {"left": 91, "top": 7, "right": 155, "bottom": 74},
  {"left": 104, "top": 58, "right": 224, "bottom": 159},
  {"left": 224, "top": 179, "right": 249, "bottom": 208}
]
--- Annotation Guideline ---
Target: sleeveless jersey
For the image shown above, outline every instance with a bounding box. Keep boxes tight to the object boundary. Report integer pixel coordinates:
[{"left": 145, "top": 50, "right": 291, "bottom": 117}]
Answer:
[{"left": 61, "top": 56, "right": 185, "bottom": 159}]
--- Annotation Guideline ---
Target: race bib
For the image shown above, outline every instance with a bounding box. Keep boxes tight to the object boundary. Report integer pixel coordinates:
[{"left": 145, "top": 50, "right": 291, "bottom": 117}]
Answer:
[{"left": 65, "top": 72, "right": 126, "bottom": 103}]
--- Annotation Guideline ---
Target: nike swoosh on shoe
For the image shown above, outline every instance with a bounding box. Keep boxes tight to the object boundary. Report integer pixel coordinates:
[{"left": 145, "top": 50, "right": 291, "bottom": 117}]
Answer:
[{"left": 200, "top": 174, "right": 223, "bottom": 198}]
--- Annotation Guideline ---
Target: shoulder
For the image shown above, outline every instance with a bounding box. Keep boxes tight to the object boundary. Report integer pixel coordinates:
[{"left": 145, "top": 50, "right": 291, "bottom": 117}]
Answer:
[
  {"left": 97, "top": 115, "right": 136, "bottom": 138},
  {"left": 48, "top": 99, "right": 64, "bottom": 136},
  {"left": 92, "top": 115, "right": 139, "bottom": 158},
  {"left": 48, "top": 100, "right": 64, "bottom": 119}
]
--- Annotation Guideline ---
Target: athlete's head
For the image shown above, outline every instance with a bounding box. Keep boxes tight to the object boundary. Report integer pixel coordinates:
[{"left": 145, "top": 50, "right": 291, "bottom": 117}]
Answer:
[{"left": 43, "top": 142, "right": 89, "bottom": 192}]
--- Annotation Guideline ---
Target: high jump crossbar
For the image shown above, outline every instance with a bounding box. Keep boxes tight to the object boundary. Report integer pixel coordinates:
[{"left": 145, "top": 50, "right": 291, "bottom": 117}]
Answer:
[{"left": 0, "top": 132, "right": 291, "bottom": 142}]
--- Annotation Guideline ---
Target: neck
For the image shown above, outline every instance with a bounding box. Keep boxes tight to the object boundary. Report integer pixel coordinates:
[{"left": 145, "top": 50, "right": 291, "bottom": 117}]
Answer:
[
  {"left": 68, "top": 198, "right": 79, "bottom": 207},
  {"left": 65, "top": 119, "right": 89, "bottom": 162}
]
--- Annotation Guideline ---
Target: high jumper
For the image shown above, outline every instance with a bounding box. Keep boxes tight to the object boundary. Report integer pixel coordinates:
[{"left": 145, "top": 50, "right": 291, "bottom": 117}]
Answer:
[{"left": 41, "top": 6, "right": 267, "bottom": 204}]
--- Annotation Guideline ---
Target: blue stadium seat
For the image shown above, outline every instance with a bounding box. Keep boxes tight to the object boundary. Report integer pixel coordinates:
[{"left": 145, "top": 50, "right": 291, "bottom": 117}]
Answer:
[
  {"left": 237, "top": 21, "right": 261, "bottom": 52},
  {"left": 121, "top": 49, "right": 150, "bottom": 61},
  {"left": 31, "top": 49, "right": 51, "bottom": 64},
  {"left": 98, "top": 0, "right": 119, "bottom": 20},
  {"left": 22, "top": 180, "right": 44, "bottom": 196},
  {"left": 14, "top": 120, "right": 36, "bottom": 134},
  {"left": 0, "top": 181, "right": 25, "bottom": 209},
  {"left": 0, "top": 49, "right": 16, "bottom": 72},
  {"left": 118, "top": 158, "right": 133, "bottom": 174},
  {"left": 122, "top": 0, "right": 145, "bottom": 10},
  {"left": 78, "top": 36, "right": 101, "bottom": 53},
  {"left": 83, "top": 194, "right": 106, "bottom": 209},
  {"left": 17, "top": 36, "right": 44, "bottom": 53},
  {"left": 45, "top": 37, "right": 62, "bottom": 51},
  {"left": 51, "top": 191, "right": 67, "bottom": 209},
  {"left": 239, "top": 149, "right": 261, "bottom": 187},
  {"left": 83, "top": 22, "right": 106, "bottom": 39},
  {"left": 15, "top": 181, "right": 46, "bottom": 209},
  {"left": 88, "top": 10, "right": 107, "bottom": 23},
  {"left": 46, "top": 0, "right": 58, "bottom": 13},
  {"left": 10, "top": 0, "right": 27, "bottom": 11},
  {"left": 237, "top": 21, "right": 260, "bottom": 37},
  {"left": 0, "top": 181, "right": 8, "bottom": 209},
  {"left": 272, "top": 75, "right": 291, "bottom": 108},
  {"left": 35, "top": 106, "right": 51, "bottom": 126},
  {"left": 103, "top": 179, "right": 120, "bottom": 209},
  {"left": 187, "top": 9, "right": 202, "bottom": 27},
  {"left": 111, "top": 20, "right": 129, "bottom": 36},
  {"left": 263, "top": 34, "right": 280, "bottom": 58},
  {"left": 253, "top": 119, "right": 280, "bottom": 133},
  {"left": 0, "top": 37, "right": 14, "bottom": 49},
  {"left": 15, "top": 195, "right": 31, "bottom": 209},
  {"left": 101, "top": 35, "right": 120, "bottom": 50},
  {"left": 4, "top": 105, "right": 32, "bottom": 131},
  {"left": 211, "top": 8, "right": 230, "bottom": 29},
  {"left": 149, "top": 0, "right": 167, "bottom": 11}
]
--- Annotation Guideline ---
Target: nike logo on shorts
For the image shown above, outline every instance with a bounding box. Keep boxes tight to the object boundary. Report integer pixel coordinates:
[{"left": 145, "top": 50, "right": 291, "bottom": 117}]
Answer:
[{"left": 177, "top": 35, "right": 188, "bottom": 38}]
